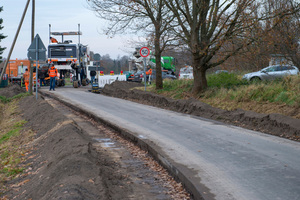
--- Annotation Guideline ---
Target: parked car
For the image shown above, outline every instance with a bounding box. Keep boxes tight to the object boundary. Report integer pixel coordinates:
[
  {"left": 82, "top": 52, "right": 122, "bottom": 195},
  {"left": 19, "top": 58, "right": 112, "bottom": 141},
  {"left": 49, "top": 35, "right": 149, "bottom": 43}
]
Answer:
[
  {"left": 179, "top": 66, "right": 193, "bottom": 79},
  {"left": 215, "top": 70, "right": 228, "bottom": 74},
  {"left": 127, "top": 71, "right": 144, "bottom": 82},
  {"left": 149, "top": 70, "right": 177, "bottom": 82},
  {"left": 123, "top": 71, "right": 133, "bottom": 81},
  {"left": 242, "top": 65, "right": 299, "bottom": 81},
  {"left": 162, "top": 71, "right": 177, "bottom": 80}
]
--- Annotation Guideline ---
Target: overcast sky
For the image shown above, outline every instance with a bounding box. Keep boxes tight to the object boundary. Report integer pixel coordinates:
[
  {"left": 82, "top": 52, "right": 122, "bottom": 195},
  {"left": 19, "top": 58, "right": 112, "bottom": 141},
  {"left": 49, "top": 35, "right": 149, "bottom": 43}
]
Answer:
[{"left": 1, "top": 0, "right": 135, "bottom": 60}]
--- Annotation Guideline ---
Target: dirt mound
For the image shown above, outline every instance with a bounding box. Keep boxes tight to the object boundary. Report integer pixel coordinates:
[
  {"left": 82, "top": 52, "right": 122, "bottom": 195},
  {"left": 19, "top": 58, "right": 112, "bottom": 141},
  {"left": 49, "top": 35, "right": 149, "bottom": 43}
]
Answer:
[
  {"left": 0, "top": 84, "right": 26, "bottom": 98},
  {"left": 102, "top": 81, "right": 300, "bottom": 141},
  {"left": 4, "top": 95, "right": 135, "bottom": 199}
]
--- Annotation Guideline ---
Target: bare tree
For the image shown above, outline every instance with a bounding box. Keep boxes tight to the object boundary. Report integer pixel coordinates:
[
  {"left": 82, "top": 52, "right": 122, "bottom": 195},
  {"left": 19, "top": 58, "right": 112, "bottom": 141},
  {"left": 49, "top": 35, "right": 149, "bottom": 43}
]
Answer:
[
  {"left": 264, "top": 0, "right": 300, "bottom": 68},
  {"left": 0, "top": 6, "right": 6, "bottom": 63},
  {"left": 87, "top": 0, "right": 176, "bottom": 89},
  {"left": 165, "top": 0, "right": 299, "bottom": 94}
]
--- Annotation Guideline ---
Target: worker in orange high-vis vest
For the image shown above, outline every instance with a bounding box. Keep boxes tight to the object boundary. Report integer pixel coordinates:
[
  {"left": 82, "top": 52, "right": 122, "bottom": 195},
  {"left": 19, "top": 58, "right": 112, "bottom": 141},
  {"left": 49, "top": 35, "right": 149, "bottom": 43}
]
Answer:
[
  {"left": 50, "top": 37, "right": 58, "bottom": 43},
  {"left": 48, "top": 64, "right": 58, "bottom": 91},
  {"left": 146, "top": 65, "right": 152, "bottom": 83},
  {"left": 23, "top": 68, "right": 30, "bottom": 91}
]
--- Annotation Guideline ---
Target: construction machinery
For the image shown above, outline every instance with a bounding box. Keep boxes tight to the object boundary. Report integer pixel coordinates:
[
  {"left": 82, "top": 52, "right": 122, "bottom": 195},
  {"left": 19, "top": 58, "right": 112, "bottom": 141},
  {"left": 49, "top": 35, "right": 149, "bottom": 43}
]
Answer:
[
  {"left": 1, "top": 59, "right": 49, "bottom": 87},
  {"left": 3, "top": 59, "right": 30, "bottom": 85},
  {"left": 128, "top": 48, "right": 176, "bottom": 82},
  {"left": 48, "top": 24, "right": 90, "bottom": 88},
  {"left": 129, "top": 48, "right": 176, "bottom": 75},
  {"left": 150, "top": 56, "right": 176, "bottom": 75}
]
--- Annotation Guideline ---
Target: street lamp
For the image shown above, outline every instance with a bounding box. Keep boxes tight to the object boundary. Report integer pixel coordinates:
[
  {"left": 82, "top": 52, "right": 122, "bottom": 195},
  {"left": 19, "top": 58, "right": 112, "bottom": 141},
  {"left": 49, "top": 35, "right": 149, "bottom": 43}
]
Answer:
[{"left": 21, "top": 62, "right": 23, "bottom": 74}]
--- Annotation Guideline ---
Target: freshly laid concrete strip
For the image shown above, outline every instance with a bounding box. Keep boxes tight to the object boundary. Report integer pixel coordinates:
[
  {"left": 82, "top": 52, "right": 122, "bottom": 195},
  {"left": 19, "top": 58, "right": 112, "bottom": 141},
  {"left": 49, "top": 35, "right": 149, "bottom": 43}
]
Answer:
[{"left": 40, "top": 87, "right": 300, "bottom": 200}]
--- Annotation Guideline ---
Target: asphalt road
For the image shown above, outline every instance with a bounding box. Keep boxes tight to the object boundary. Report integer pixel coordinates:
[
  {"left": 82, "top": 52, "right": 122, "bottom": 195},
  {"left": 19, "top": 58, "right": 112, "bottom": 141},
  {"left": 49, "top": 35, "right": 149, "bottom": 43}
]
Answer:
[{"left": 41, "top": 86, "right": 300, "bottom": 200}]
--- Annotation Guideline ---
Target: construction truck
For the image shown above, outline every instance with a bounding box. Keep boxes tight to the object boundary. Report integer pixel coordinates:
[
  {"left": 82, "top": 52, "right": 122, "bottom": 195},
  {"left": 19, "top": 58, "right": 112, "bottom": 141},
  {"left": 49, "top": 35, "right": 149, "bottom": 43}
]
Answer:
[
  {"left": 2, "top": 59, "right": 51, "bottom": 87},
  {"left": 3, "top": 59, "right": 30, "bottom": 85},
  {"left": 150, "top": 56, "right": 176, "bottom": 75},
  {"left": 47, "top": 24, "right": 90, "bottom": 88},
  {"left": 128, "top": 48, "right": 176, "bottom": 82},
  {"left": 129, "top": 48, "right": 176, "bottom": 74}
]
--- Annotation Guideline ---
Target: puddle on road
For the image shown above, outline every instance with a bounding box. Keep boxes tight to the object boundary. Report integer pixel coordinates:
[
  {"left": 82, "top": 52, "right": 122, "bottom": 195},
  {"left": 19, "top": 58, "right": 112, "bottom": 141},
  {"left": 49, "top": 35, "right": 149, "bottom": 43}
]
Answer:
[
  {"left": 138, "top": 135, "right": 147, "bottom": 139},
  {"left": 93, "top": 138, "right": 120, "bottom": 149}
]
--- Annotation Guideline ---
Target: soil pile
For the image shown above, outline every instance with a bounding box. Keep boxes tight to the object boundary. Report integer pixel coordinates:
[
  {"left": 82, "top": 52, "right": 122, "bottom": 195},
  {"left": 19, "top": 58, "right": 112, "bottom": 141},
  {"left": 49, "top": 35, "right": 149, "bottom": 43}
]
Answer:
[
  {"left": 2, "top": 93, "right": 139, "bottom": 199},
  {"left": 102, "top": 81, "right": 300, "bottom": 141},
  {"left": 0, "top": 84, "right": 26, "bottom": 98}
]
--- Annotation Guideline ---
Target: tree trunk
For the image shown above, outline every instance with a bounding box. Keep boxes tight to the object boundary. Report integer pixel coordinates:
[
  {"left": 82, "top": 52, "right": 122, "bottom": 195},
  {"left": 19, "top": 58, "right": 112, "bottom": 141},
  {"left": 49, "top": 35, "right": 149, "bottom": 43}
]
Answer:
[
  {"left": 155, "top": 29, "right": 163, "bottom": 90},
  {"left": 192, "top": 55, "right": 207, "bottom": 95}
]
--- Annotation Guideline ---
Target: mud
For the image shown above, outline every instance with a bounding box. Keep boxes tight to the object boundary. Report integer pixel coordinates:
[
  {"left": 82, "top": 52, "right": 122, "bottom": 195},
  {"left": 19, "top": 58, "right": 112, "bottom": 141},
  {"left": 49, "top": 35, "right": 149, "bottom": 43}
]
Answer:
[
  {"left": 4, "top": 95, "right": 134, "bottom": 200},
  {"left": 102, "top": 81, "right": 300, "bottom": 141},
  {"left": 0, "top": 84, "right": 26, "bottom": 98}
]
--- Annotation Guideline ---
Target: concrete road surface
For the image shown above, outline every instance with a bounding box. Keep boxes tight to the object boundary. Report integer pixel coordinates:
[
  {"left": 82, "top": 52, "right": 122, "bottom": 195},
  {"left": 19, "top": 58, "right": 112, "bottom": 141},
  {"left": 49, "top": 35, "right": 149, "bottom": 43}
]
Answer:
[{"left": 41, "top": 87, "right": 300, "bottom": 200}]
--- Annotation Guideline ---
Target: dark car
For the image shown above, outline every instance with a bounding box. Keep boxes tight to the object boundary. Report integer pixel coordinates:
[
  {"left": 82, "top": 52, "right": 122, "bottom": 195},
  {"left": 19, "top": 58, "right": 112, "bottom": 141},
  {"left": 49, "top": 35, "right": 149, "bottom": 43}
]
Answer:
[
  {"left": 149, "top": 70, "right": 176, "bottom": 82},
  {"left": 128, "top": 71, "right": 144, "bottom": 82}
]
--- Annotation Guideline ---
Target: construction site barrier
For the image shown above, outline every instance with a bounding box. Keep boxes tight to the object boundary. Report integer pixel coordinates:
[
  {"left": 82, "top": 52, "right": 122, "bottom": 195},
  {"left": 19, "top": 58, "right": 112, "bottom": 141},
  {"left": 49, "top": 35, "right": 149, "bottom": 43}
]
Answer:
[{"left": 98, "top": 75, "right": 127, "bottom": 88}]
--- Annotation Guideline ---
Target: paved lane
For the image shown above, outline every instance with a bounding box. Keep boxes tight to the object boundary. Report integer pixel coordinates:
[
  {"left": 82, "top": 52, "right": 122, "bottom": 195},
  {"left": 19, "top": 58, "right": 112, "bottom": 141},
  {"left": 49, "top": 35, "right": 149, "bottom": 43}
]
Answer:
[{"left": 43, "top": 87, "right": 300, "bottom": 200}]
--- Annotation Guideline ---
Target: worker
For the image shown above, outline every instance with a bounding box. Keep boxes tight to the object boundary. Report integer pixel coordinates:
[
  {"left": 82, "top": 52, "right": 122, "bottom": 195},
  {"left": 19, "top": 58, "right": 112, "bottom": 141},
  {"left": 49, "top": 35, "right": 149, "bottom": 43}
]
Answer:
[
  {"left": 50, "top": 37, "right": 58, "bottom": 43},
  {"left": 146, "top": 65, "right": 152, "bottom": 75},
  {"left": 38, "top": 66, "right": 47, "bottom": 87},
  {"left": 90, "top": 70, "right": 96, "bottom": 84},
  {"left": 48, "top": 64, "right": 58, "bottom": 91},
  {"left": 23, "top": 68, "right": 30, "bottom": 91},
  {"left": 146, "top": 65, "right": 152, "bottom": 83},
  {"left": 80, "top": 66, "right": 85, "bottom": 85}
]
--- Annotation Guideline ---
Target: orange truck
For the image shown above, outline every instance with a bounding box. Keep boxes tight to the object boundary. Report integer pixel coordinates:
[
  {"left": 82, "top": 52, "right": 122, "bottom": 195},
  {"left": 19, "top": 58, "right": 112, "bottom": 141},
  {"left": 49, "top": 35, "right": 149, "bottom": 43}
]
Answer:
[
  {"left": 4, "top": 59, "right": 51, "bottom": 86},
  {"left": 5, "top": 59, "right": 31, "bottom": 84}
]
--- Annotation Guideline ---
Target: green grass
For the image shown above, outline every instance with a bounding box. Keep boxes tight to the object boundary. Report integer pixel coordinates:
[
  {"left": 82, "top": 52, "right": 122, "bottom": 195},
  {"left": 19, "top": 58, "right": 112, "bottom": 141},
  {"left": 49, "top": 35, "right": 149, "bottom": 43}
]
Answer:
[
  {"left": 64, "top": 77, "right": 73, "bottom": 86},
  {"left": 0, "top": 95, "right": 32, "bottom": 190},
  {"left": 151, "top": 73, "right": 300, "bottom": 106},
  {"left": 0, "top": 167, "right": 24, "bottom": 176},
  {"left": 0, "top": 93, "right": 31, "bottom": 103},
  {"left": 0, "top": 120, "right": 26, "bottom": 144},
  {"left": 207, "top": 72, "right": 248, "bottom": 88}
]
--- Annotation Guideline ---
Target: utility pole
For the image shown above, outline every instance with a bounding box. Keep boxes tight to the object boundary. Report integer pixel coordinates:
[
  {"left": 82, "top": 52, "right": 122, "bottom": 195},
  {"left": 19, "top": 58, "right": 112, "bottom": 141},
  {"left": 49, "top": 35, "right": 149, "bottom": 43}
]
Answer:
[
  {"left": 29, "top": 0, "right": 35, "bottom": 94},
  {"left": 0, "top": 0, "right": 31, "bottom": 86}
]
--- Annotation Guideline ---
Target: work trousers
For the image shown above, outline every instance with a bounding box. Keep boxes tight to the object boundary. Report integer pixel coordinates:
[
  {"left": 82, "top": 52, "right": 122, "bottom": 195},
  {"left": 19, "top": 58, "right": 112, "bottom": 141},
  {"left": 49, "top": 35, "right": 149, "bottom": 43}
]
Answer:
[
  {"left": 50, "top": 77, "right": 56, "bottom": 91},
  {"left": 25, "top": 82, "right": 29, "bottom": 91}
]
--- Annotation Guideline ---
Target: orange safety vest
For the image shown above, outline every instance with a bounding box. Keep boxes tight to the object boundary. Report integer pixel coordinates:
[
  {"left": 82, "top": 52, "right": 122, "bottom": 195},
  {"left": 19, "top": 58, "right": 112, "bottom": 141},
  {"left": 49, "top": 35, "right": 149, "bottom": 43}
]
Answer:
[
  {"left": 50, "top": 37, "right": 58, "bottom": 43},
  {"left": 48, "top": 67, "right": 58, "bottom": 77},
  {"left": 23, "top": 71, "right": 30, "bottom": 82},
  {"left": 146, "top": 68, "right": 152, "bottom": 75}
]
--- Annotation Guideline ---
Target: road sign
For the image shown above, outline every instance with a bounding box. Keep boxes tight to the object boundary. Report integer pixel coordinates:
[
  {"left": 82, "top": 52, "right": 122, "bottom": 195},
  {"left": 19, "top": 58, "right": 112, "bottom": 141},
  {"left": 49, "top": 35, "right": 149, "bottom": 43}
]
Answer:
[
  {"left": 27, "top": 34, "right": 46, "bottom": 61},
  {"left": 94, "top": 53, "right": 101, "bottom": 61},
  {"left": 140, "top": 47, "right": 150, "bottom": 58}
]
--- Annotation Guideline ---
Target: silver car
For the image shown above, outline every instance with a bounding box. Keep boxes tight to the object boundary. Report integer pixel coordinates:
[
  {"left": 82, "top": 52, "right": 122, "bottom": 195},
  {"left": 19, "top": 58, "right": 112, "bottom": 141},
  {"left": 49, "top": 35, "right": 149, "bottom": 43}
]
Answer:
[{"left": 242, "top": 65, "right": 299, "bottom": 81}]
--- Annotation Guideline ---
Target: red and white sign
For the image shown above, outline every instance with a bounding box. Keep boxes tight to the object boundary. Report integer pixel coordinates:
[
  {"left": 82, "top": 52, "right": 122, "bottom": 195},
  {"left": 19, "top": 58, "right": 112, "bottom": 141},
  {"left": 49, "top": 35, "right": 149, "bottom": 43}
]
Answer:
[{"left": 139, "top": 47, "right": 150, "bottom": 58}]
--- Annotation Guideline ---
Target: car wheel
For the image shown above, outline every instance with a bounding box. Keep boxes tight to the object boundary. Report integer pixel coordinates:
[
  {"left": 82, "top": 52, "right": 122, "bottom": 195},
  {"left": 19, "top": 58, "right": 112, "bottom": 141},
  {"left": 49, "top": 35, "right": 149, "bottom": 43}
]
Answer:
[{"left": 250, "top": 77, "right": 261, "bottom": 82}]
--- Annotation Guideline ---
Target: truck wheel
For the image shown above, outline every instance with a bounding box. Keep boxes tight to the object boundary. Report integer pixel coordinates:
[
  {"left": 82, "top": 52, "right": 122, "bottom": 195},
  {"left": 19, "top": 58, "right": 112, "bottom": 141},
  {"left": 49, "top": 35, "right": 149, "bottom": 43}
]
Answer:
[
  {"left": 73, "top": 80, "right": 78, "bottom": 88},
  {"left": 82, "top": 79, "right": 87, "bottom": 86}
]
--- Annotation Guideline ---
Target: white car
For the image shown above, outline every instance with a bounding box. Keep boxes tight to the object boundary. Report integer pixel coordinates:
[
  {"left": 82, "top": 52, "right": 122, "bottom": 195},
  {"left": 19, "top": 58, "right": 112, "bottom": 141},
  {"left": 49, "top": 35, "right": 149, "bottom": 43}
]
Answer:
[
  {"left": 179, "top": 66, "right": 193, "bottom": 79},
  {"left": 242, "top": 65, "right": 299, "bottom": 81}
]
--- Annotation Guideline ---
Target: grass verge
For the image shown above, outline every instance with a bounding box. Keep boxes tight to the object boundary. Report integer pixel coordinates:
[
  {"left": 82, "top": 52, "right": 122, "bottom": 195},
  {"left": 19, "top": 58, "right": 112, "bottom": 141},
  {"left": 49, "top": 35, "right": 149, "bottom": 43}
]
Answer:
[
  {"left": 148, "top": 73, "right": 300, "bottom": 118},
  {"left": 0, "top": 95, "right": 35, "bottom": 196}
]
